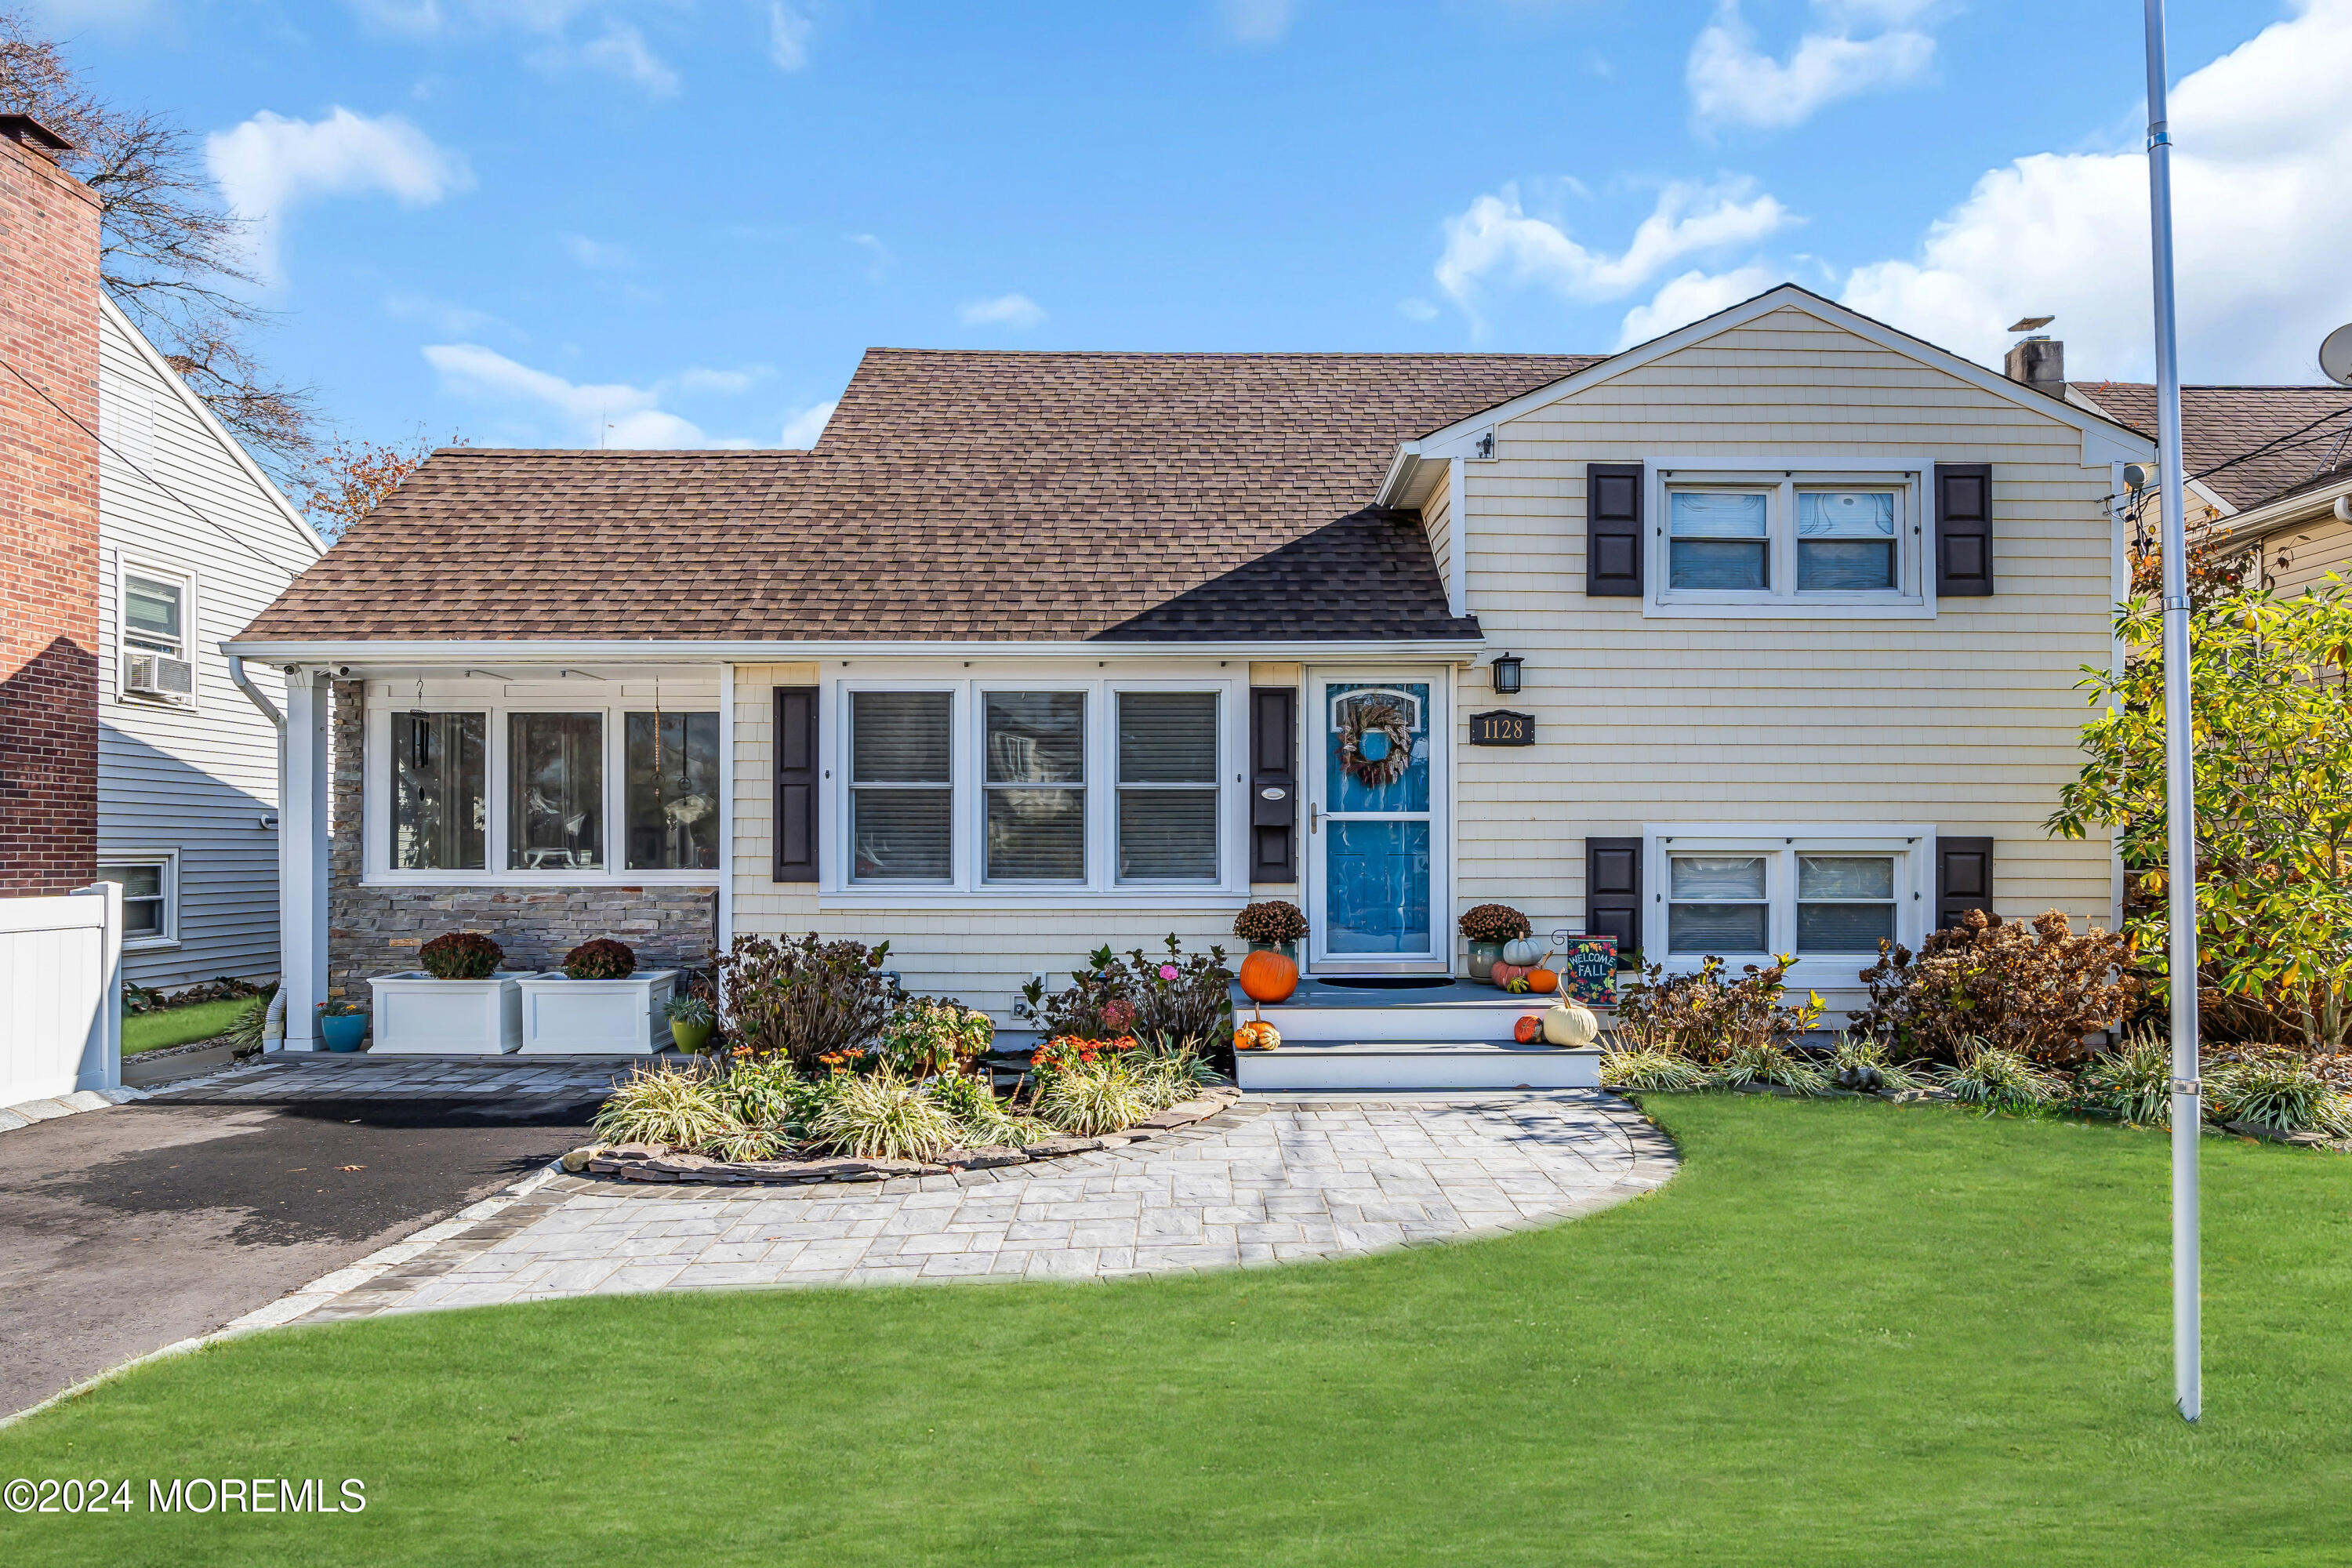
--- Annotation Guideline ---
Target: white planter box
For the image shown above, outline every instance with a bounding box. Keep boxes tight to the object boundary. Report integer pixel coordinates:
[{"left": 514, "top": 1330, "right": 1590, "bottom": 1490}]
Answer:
[
  {"left": 515, "top": 971, "right": 677, "bottom": 1055},
  {"left": 366, "top": 972, "right": 532, "bottom": 1055}
]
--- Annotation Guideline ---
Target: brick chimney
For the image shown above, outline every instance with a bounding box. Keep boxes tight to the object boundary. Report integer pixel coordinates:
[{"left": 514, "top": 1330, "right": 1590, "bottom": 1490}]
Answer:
[
  {"left": 0, "top": 116, "right": 102, "bottom": 895},
  {"left": 2004, "top": 336, "right": 2065, "bottom": 396}
]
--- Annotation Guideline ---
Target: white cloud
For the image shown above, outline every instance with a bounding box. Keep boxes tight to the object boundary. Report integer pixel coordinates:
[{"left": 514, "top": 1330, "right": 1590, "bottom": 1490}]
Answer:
[
  {"left": 563, "top": 234, "right": 633, "bottom": 268},
  {"left": 846, "top": 232, "right": 891, "bottom": 280},
  {"left": 423, "top": 343, "right": 775, "bottom": 448},
  {"left": 1396, "top": 297, "right": 1439, "bottom": 322},
  {"left": 1688, "top": 0, "right": 1936, "bottom": 131},
  {"left": 676, "top": 366, "right": 769, "bottom": 395},
  {"left": 1219, "top": 0, "right": 1293, "bottom": 43},
  {"left": 572, "top": 20, "right": 679, "bottom": 95},
  {"left": 1841, "top": 0, "right": 2352, "bottom": 381},
  {"left": 960, "top": 292, "right": 1047, "bottom": 330},
  {"left": 1615, "top": 263, "right": 1785, "bottom": 349},
  {"left": 781, "top": 399, "right": 837, "bottom": 448},
  {"left": 770, "top": 2, "right": 814, "bottom": 70},
  {"left": 385, "top": 292, "right": 506, "bottom": 336},
  {"left": 205, "top": 108, "right": 470, "bottom": 279},
  {"left": 1434, "top": 178, "right": 1791, "bottom": 326}
]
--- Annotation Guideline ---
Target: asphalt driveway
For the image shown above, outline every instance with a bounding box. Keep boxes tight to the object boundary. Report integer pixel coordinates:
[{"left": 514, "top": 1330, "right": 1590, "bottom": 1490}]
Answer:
[{"left": 0, "top": 1065, "right": 605, "bottom": 1417}]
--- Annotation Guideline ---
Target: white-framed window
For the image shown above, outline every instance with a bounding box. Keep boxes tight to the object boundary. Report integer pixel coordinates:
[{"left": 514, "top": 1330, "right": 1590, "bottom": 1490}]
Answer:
[
  {"left": 1648, "top": 461, "right": 1929, "bottom": 619},
  {"left": 118, "top": 562, "right": 198, "bottom": 706},
  {"left": 98, "top": 852, "right": 178, "bottom": 947},
  {"left": 365, "top": 678, "right": 724, "bottom": 885},
  {"left": 831, "top": 672, "right": 1242, "bottom": 902},
  {"left": 1646, "top": 826, "right": 1932, "bottom": 986}
]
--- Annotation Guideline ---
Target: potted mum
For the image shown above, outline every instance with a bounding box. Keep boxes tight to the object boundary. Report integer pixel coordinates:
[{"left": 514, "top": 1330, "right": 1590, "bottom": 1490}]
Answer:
[
  {"left": 516, "top": 938, "right": 678, "bottom": 1054},
  {"left": 366, "top": 931, "right": 530, "bottom": 1054},
  {"left": 1458, "top": 904, "right": 1532, "bottom": 986},
  {"left": 1233, "top": 900, "right": 1308, "bottom": 963}
]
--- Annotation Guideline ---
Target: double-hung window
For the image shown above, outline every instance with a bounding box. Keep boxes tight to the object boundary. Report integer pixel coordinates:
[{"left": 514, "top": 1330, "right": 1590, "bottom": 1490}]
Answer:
[
  {"left": 1654, "top": 829, "right": 1924, "bottom": 978},
  {"left": 372, "top": 685, "right": 721, "bottom": 883},
  {"left": 98, "top": 855, "right": 176, "bottom": 946},
  {"left": 1653, "top": 468, "right": 1922, "bottom": 614},
  {"left": 119, "top": 567, "right": 197, "bottom": 704},
  {"left": 838, "top": 680, "right": 1232, "bottom": 895}
]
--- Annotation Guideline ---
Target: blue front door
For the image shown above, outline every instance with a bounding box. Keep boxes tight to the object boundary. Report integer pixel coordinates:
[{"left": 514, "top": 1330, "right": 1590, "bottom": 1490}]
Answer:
[{"left": 1310, "top": 678, "right": 1439, "bottom": 971}]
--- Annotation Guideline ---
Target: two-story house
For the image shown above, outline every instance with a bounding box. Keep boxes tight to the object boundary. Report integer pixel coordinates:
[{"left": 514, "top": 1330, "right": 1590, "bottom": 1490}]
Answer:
[{"left": 229, "top": 284, "right": 2154, "bottom": 1080}]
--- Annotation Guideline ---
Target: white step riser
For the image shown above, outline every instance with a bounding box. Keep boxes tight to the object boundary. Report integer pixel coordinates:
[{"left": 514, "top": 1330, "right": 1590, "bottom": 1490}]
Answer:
[
  {"left": 1237, "top": 1050, "right": 1602, "bottom": 1092},
  {"left": 1247, "top": 1004, "right": 1551, "bottom": 1044}
]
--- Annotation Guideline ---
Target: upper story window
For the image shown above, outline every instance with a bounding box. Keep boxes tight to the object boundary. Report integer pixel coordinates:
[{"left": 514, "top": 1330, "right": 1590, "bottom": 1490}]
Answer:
[
  {"left": 1652, "top": 469, "right": 1922, "bottom": 615},
  {"left": 369, "top": 686, "right": 720, "bottom": 884},
  {"left": 120, "top": 568, "right": 196, "bottom": 704}
]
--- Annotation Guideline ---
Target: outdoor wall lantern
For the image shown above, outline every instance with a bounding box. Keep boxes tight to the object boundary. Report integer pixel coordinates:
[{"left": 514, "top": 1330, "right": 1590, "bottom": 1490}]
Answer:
[{"left": 1490, "top": 652, "right": 1524, "bottom": 695}]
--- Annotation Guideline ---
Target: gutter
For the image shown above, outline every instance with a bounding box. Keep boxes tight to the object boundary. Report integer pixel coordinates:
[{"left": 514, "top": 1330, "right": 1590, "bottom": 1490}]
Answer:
[
  {"left": 221, "top": 636, "right": 1490, "bottom": 664},
  {"left": 2204, "top": 474, "right": 2352, "bottom": 552},
  {"left": 227, "top": 652, "right": 290, "bottom": 1047},
  {"left": 227, "top": 652, "right": 284, "bottom": 726}
]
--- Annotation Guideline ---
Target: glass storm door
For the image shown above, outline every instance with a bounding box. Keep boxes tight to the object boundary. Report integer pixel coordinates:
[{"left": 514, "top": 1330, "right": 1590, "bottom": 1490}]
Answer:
[{"left": 1308, "top": 677, "right": 1443, "bottom": 974}]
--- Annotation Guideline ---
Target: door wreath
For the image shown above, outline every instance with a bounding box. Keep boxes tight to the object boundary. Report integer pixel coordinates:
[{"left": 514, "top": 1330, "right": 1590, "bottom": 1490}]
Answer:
[{"left": 1338, "top": 699, "right": 1415, "bottom": 789}]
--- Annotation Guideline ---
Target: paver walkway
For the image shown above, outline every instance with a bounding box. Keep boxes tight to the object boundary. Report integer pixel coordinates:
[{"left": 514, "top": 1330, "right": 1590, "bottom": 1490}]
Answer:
[{"left": 290, "top": 1091, "right": 1676, "bottom": 1321}]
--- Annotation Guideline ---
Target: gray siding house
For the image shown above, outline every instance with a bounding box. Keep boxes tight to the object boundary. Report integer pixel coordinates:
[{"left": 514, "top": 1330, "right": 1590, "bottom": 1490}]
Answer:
[{"left": 96, "top": 294, "right": 322, "bottom": 989}]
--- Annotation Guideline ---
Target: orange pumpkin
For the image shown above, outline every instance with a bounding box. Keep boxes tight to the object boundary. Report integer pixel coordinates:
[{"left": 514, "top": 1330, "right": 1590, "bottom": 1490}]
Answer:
[
  {"left": 1513, "top": 1013, "right": 1543, "bottom": 1044},
  {"left": 1490, "top": 960, "right": 1531, "bottom": 987},
  {"left": 1239, "top": 948, "right": 1300, "bottom": 1004},
  {"left": 1234, "top": 1019, "right": 1283, "bottom": 1052},
  {"left": 1526, "top": 967, "right": 1559, "bottom": 993}
]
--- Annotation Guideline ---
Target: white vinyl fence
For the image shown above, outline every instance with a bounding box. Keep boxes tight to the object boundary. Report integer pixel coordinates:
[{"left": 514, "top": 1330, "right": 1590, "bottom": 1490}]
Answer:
[{"left": 0, "top": 883, "right": 122, "bottom": 1105}]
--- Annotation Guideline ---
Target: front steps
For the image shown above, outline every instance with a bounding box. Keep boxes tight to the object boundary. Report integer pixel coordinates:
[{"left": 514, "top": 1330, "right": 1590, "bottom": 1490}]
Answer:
[{"left": 1232, "top": 977, "right": 1606, "bottom": 1092}]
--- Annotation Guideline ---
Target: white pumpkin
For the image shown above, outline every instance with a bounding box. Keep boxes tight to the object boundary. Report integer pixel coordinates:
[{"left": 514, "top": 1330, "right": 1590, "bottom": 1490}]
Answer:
[
  {"left": 1501, "top": 935, "right": 1544, "bottom": 967},
  {"left": 1541, "top": 1000, "right": 1599, "bottom": 1047}
]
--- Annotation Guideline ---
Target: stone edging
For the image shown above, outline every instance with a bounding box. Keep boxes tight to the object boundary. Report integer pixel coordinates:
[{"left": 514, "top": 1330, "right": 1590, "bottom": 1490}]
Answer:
[{"left": 573, "top": 1084, "right": 1248, "bottom": 1186}]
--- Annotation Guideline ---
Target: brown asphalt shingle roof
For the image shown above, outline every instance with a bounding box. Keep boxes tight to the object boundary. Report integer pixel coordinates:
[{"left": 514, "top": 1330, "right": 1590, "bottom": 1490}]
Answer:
[
  {"left": 2073, "top": 381, "right": 2352, "bottom": 512},
  {"left": 240, "top": 350, "right": 1602, "bottom": 644}
]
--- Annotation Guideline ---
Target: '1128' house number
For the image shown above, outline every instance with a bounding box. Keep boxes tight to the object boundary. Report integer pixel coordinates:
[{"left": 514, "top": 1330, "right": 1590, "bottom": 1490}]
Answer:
[{"left": 1468, "top": 710, "right": 1534, "bottom": 746}]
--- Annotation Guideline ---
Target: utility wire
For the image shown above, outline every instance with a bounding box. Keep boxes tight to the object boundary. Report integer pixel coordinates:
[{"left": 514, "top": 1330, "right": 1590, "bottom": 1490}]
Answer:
[{"left": 2, "top": 349, "right": 314, "bottom": 580}]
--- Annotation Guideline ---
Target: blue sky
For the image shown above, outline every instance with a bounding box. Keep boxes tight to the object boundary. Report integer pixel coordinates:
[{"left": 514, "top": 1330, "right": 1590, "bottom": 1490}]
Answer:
[{"left": 34, "top": 0, "right": 2351, "bottom": 453}]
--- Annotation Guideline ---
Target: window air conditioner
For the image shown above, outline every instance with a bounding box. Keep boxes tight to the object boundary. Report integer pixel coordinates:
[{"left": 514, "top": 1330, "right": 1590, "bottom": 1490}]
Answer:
[{"left": 125, "top": 652, "right": 195, "bottom": 701}]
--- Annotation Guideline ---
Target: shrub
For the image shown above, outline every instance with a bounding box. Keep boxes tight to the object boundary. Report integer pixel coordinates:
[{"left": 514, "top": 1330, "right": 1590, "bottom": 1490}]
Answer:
[
  {"left": 419, "top": 931, "right": 503, "bottom": 980},
  {"left": 1828, "top": 1032, "right": 1921, "bottom": 1093},
  {"left": 714, "top": 1055, "right": 822, "bottom": 1139},
  {"left": 1853, "top": 909, "right": 2138, "bottom": 1066},
  {"left": 563, "top": 938, "right": 636, "bottom": 980},
  {"left": 879, "top": 996, "right": 994, "bottom": 1077},
  {"left": 717, "top": 932, "right": 896, "bottom": 1071},
  {"left": 1599, "top": 1046, "right": 1709, "bottom": 1092},
  {"left": 1711, "top": 1039, "right": 1828, "bottom": 1095},
  {"left": 1613, "top": 956, "right": 1824, "bottom": 1064},
  {"left": 1234, "top": 900, "right": 1310, "bottom": 946},
  {"left": 1457, "top": 903, "right": 1532, "bottom": 945},
  {"left": 925, "top": 1073, "right": 1054, "bottom": 1149},
  {"left": 1938, "top": 1040, "right": 2063, "bottom": 1112},
  {"left": 2074, "top": 1029, "right": 2176, "bottom": 1127},
  {"left": 2208, "top": 1052, "right": 2352, "bottom": 1137},
  {"left": 223, "top": 988, "right": 275, "bottom": 1051},
  {"left": 1019, "top": 936, "right": 1233, "bottom": 1046},
  {"left": 807, "top": 1069, "right": 963, "bottom": 1160},
  {"left": 594, "top": 1063, "right": 738, "bottom": 1149}
]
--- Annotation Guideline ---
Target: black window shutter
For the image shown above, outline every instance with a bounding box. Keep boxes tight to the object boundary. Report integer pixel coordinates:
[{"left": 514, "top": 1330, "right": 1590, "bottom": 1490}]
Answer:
[
  {"left": 1935, "top": 836, "right": 1993, "bottom": 932},
  {"left": 1585, "top": 462, "right": 1645, "bottom": 597},
  {"left": 772, "top": 686, "right": 819, "bottom": 883},
  {"left": 1585, "top": 836, "right": 1642, "bottom": 969},
  {"left": 1934, "top": 463, "right": 1994, "bottom": 597},
  {"left": 1248, "top": 686, "right": 1297, "bottom": 882}
]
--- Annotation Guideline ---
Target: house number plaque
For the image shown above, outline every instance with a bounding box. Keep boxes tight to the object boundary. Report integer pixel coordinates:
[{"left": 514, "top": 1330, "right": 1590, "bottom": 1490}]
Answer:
[{"left": 1468, "top": 710, "right": 1534, "bottom": 746}]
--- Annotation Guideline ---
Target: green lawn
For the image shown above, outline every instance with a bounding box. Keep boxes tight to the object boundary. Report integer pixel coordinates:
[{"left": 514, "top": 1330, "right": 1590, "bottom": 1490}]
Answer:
[
  {"left": 122, "top": 996, "right": 254, "bottom": 1055},
  {"left": 5, "top": 1098, "right": 2347, "bottom": 1566}
]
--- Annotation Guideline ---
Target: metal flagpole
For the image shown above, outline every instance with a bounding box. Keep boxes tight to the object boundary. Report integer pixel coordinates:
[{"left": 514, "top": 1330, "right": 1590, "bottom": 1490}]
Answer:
[{"left": 2141, "top": 0, "right": 2200, "bottom": 1425}]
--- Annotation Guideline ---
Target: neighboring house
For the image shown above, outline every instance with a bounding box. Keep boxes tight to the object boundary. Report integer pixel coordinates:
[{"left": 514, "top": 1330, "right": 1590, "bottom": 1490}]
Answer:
[
  {"left": 0, "top": 115, "right": 318, "bottom": 989},
  {"left": 2069, "top": 378, "right": 2352, "bottom": 594},
  {"left": 232, "top": 283, "right": 2155, "bottom": 1074}
]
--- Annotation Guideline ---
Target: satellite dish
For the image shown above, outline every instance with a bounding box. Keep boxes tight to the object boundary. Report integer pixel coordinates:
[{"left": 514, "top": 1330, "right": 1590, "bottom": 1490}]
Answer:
[{"left": 2322, "top": 322, "right": 2352, "bottom": 387}]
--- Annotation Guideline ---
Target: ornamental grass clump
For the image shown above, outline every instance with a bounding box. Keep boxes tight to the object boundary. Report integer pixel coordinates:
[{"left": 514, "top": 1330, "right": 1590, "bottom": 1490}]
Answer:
[
  {"left": 924, "top": 1073, "right": 1054, "bottom": 1149},
  {"left": 2074, "top": 1029, "right": 2176, "bottom": 1127},
  {"left": 2208, "top": 1052, "right": 2352, "bottom": 1138},
  {"left": 1029, "top": 1036, "right": 1152, "bottom": 1136},
  {"left": 1829, "top": 1033, "right": 1922, "bottom": 1093},
  {"left": 419, "top": 931, "right": 503, "bottom": 980},
  {"left": 1599, "top": 1045, "right": 1709, "bottom": 1092},
  {"left": 1938, "top": 1039, "right": 2063, "bottom": 1112},
  {"left": 563, "top": 938, "right": 637, "bottom": 980},
  {"left": 594, "top": 1062, "right": 738, "bottom": 1149},
  {"left": 1711, "top": 1039, "right": 1829, "bottom": 1095},
  {"left": 807, "top": 1069, "right": 964, "bottom": 1161}
]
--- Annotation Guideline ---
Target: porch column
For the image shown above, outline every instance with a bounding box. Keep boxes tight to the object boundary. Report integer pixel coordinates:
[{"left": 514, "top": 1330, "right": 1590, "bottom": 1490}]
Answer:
[{"left": 279, "top": 670, "right": 331, "bottom": 1050}]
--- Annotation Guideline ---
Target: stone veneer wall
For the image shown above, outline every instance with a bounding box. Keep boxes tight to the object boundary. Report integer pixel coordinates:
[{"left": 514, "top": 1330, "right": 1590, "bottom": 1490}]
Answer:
[{"left": 327, "top": 681, "right": 717, "bottom": 999}]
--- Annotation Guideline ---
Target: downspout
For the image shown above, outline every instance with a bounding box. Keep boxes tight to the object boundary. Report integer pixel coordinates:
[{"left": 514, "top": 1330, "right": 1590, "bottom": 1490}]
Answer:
[{"left": 228, "top": 652, "right": 290, "bottom": 1047}]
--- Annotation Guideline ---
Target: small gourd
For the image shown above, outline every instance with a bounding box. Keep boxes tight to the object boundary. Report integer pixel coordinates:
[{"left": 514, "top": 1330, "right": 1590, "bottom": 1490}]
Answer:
[
  {"left": 1513, "top": 1013, "right": 1543, "bottom": 1044},
  {"left": 1501, "top": 935, "right": 1544, "bottom": 967},
  {"left": 1489, "top": 960, "right": 1531, "bottom": 988},
  {"left": 1541, "top": 1000, "right": 1599, "bottom": 1048},
  {"left": 1526, "top": 967, "right": 1559, "bottom": 994},
  {"left": 1234, "top": 1018, "right": 1283, "bottom": 1052}
]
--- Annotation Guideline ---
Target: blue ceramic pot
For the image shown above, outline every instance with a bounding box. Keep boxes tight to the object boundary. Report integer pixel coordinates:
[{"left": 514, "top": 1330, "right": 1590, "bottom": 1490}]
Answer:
[{"left": 319, "top": 1013, "right": 369, "bottom": 1052}]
